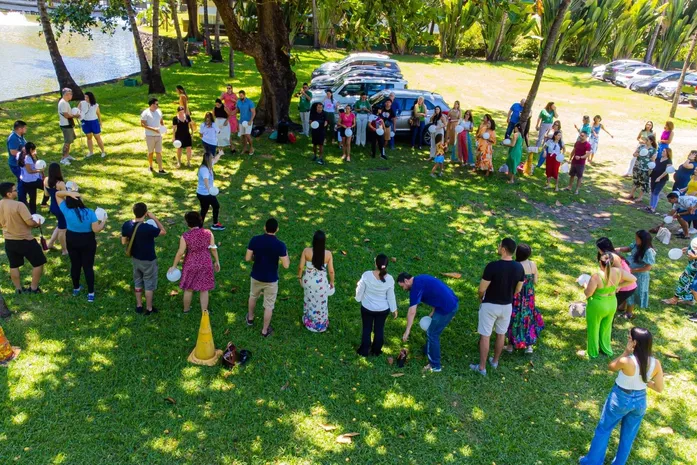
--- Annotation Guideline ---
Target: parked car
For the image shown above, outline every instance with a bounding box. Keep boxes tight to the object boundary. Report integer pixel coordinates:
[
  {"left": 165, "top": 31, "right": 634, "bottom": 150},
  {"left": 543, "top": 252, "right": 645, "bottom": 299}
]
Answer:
[
  {"left": 310, "top": 66, "right": 403, "bottom": 90},
  {"left": 593, "top": 59, "right": 643, "bottom": 80},
  {"left": 369, "top": 89, "right": 451, "bottom": 146},
  {"left": 613, "top": 66, "right": 662, "bottom": 87},
  {"left": 629, "top": 71, "right": 682, "bottom": 94},
  {"left": 310, "top": 76, "right": 408, "bottom": 107},
  {"left": 311, "top": 53, "right": 398, "bottom": 79},
  {"left": 654, "top": 73, "right": 697, "bottom": 101},
  {"left": 603, "top": 60, "right": 648, "bottom": 82}
]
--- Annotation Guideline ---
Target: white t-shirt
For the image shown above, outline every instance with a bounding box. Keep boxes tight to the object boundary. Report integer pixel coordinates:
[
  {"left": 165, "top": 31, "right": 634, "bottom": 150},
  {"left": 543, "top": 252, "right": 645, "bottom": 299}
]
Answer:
[
  {"left": 58, "top": 99, "right": 72, "bottom": 127},
  {"left": 140, "top": 108, "right": 163, "bottom": 137},
  {"left": 78, "top": 101, "right": 99, "bottom": 121},
  {"left": 199, "top": 123, "right": 220, "bottom": 145},
  {"left": 545, "top": 139, "right": 563, "bottom": 156},
  {"left": 197, "top": 165, "right": 214, "bottom": 195}
]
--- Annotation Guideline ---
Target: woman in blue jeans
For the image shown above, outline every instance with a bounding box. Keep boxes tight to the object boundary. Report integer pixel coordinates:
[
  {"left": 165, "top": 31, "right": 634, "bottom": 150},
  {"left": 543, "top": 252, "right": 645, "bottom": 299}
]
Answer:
[
  {"left": 410, "top": 97, "right": 427, "bottom": 149},
  {"left": 580, "top": 327, "right": 663, "bottom": 465}
]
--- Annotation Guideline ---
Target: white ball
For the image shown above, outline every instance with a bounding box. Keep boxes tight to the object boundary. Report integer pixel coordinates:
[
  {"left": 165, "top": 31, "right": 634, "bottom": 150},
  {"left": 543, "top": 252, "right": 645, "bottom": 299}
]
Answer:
[
  {"left": 158, "top": 126, "right": 168, "bottom": 135},
  {"left": 428, "top": 125, "right": 437, "bottom": 133},
  {"left": 556, "top": 153, "right": 565, "bottom": 163},
  {"left": 344, "top": 128, "right": 353, "bottom": 137},
  {"left": 664, "top": 215, "right": 674, "bottom": 224},
  {"left": 503, "top": 138, "right": 511, "bottom": 145},
  {"left": 311, "top": 121, "right": 319, "bottom": 129},
  {"left": 71, "top": 108, "right": 80, "bottom": 116},
  {"left": 576, "top": 274, "right": 591, "bottom": 287},
  {"left": 166, "top": 268, "right": 182, "bottom": 282},
  {"left": 95, "top": 207, "right": 107, "bottom": 221},
  {"left": 647, "top": 162, "right": 656, "bottom": 169},
  {"left": 173, "top": 140, "right": 182, "bottom": 148},
  {"left": 560, "top": 162, "right": 570, "bottom": 174},
  {"left": 34, "top": 159, "right": 46, "bottom": 170},
  {"left": 666, "top": 166, "right": 676, "bottom": 174},
  {"left": 668, "top": 248, "right": 684, "bottom": 260},
  {"left": 66, "top": 181, "right": 79, "bottom": 192},
  {"left": 145, "top": 219, "right": 157, "bottom": 227},
  {"left": 455, "top": 124, "right": 464, "bottom": 134},
  {"left": 31, "top": 213, "right": 45, "bottom": 225},
  {"left": 419, "top": 316, "right": 432, "bottom": 331},
  {"left": 209, "top": 186, "right": 220, "bottom": 196},
  {"left": 376, "top": 127, "right": 385, "bottom": 136},
  {"left": 639, "top": 148, "right": 649, "bottom": 157},
  {"left": 482, "top": 132, "right": 490, "bottom": 140}
]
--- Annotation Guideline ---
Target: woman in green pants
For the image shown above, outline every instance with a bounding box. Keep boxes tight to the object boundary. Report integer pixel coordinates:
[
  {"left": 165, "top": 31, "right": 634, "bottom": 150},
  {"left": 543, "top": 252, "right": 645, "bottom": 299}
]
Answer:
[{"left": 582, "top": 253, "right": 636, "bottom": 358}]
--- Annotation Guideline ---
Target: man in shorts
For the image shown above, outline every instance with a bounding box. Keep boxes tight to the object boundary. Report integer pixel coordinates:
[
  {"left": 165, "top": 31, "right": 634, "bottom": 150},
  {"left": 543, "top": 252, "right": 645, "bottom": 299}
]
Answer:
[
  {"left": 140, "top": 98, "right": 165, "bottom": 173},
  {"left": 245, "top": 218, "right": 289, "bottom": 337},
  {"left": 58, "top": 88, "right": 77, "bottom": 166},
  {"left": 0, "top": 182, "right": 46, "bottom": 294},
  {"left": 121, "top": 202, "right": 166, "bottom": 315},
  {"left": 237, "top": 90, "right": 256, "bottom": 155},
  {"left": 470, "top": 238, "right": 524, "bottom": 376},
  {"left": 564, "top": 131, "right": 592, "bottom": 195}
]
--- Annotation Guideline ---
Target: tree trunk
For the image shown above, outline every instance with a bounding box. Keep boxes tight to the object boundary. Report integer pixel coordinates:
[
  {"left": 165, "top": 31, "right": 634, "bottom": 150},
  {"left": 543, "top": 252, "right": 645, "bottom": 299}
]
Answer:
[
  {"left": 670, "top": 34, "right": 697, "bottom": 118},
  {"left": 171, "top": 0, "right": 192, "bottom": 66},
  {"left": 228, "top": 0, "right": 235, "bottom": 77},
  {"left": 645, "top": 0, "right": 667, "bottom": 65},
  {"left": 213, "top": 0, "right": 296, "bottom": 126},
  {"left": 488, "top": 11, "right": 508, "bottom": 62},
  {"left": 149, "top": 0, "right": 167, "bottom": 94},
  {"left": 0, "top": 292, "right": 10, "bottom": 318},
  {"left": 519, "top": 0, "right": 572, "bottom": 135},
  {"left": 37, "top": 0, "right": 84, "bottom": 100},
  {"left": 125, "top": 0, "right": 152, "bottom": 84},
  {"left": 185, "top": 0, "right": 201, "bottom": 39},
  {"left": 312, "top": 0, "right": 319, "bottom": 49},
  {"left": 203, "top": 0, "right": 212, "bottom": 54},
  {"left": 214, "top": 10, "right": 221, "bottom": 50}
]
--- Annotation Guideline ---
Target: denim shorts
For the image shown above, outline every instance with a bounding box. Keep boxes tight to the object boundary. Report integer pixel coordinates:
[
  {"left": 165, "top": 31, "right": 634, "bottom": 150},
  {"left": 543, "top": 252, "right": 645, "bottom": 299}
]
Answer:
[{"left": 81, "top": 119, "right": 101, "bottom": 135}]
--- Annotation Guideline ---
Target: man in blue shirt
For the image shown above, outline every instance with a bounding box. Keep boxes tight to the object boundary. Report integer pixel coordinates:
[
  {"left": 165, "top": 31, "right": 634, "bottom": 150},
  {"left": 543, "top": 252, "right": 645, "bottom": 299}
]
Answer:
[
  {"left": 7, "top": 120, "right": 27, "bottom": 203},
  {"left": 237, "top": 90, "right": 256, "bottom": 156},
  {"left": 245, "top": 217, "right": 290, "bottom": 337},
  {"left": 388, "top": 92, "right": 401, "bottom": 149},
  {"left": 121, "top": 202, "right": 167, "bottom": 315},
  {"left": 398, "top": 273, "right": 459, "bottom": 372},
  {"left": 505, "top": 98, "right": 526, "bottom": 139}
]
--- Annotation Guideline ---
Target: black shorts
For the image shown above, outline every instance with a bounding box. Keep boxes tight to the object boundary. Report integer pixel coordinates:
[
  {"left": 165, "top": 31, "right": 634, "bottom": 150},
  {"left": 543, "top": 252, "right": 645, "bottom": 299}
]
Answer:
[{"left": 5, "top": 239, "right": 47, "bottom": 269}]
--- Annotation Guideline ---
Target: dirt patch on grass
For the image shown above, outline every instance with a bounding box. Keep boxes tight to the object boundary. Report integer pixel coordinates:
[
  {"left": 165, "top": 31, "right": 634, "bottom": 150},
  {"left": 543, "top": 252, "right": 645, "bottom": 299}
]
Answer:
[{"left": 530, "top": 199, "right": 614, "bottom": 243}]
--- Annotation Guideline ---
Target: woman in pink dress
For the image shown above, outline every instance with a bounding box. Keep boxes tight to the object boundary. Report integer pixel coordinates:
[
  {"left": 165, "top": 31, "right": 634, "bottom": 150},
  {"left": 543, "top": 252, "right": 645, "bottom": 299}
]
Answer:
[
  {"left": 169, "top": 211, "right": 220, "bottom": 313},
  {"left": 220, "top": 84, "right": 238, "bottom": 135}
]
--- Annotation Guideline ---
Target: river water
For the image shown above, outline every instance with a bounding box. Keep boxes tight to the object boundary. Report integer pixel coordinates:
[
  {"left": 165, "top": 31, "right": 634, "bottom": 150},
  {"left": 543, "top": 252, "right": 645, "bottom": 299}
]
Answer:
[{"left": 0, "top": 17, "right": 139, "bottom": 101}]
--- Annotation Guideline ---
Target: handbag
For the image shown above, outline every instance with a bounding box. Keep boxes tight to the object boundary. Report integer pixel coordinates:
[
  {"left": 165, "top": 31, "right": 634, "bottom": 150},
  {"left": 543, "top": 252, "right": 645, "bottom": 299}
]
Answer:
[
  {"left": 409, "top": 115, "right": 420, "bottom": 127},
  {"left": 125, "top": 222, "right": 142, "bottom": 257},
  {"left": 222, "top": 342, "right": 238, "bottom": 368}
]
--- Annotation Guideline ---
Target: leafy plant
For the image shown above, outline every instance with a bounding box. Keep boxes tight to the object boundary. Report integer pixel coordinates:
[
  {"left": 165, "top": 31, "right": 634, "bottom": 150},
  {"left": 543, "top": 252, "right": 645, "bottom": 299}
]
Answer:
[
  {"left": 574, "top": 0, "right": 625, "bottom": 66},
  {"left": 653, "top": 0, "right": 697, "bottom": 69},
  {"left": 609, "top": 0, "right": 662, "bottom": 60}
]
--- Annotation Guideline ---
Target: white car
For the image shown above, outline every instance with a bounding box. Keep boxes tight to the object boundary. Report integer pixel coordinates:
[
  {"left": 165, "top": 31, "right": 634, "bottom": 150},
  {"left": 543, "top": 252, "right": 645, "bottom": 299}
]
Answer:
[
  {"left": 311, "top": 53, "right": 392, "bottom": 79},
  {"left": 592, "top": 59, "right": 643, "bottom": 80},
  {"left": 614, "top": 67, "right": 663, "bottom": 87},
  {"left": 310, "top": 76, "right": 408, "bottom": 107},
  {"left": 654, "top": 73, "right": 697, "bottom": 100}
]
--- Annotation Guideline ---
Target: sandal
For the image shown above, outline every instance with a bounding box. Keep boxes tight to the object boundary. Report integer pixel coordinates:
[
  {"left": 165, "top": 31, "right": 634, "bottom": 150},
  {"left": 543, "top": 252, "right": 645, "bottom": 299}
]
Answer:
[
  {"left": 183, "top": 308, "right": 190, "bottom": 313},
  {"left": 620, "top": 312, "right": 636, "bottom": 320},
  {"left": 261, "top": 326, "right": 274, "bottom": 338}
]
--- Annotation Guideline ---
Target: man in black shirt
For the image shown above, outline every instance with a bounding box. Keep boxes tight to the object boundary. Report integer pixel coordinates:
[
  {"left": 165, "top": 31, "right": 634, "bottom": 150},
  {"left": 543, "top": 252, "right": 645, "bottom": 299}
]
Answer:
[{"left": 470, "top": 238, "right": 524, "bottom": 376}]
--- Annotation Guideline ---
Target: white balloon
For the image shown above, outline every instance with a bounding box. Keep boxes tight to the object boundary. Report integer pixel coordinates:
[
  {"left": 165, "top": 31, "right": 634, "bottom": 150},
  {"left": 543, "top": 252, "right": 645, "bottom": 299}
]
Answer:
[
  {"left": 428, "top": 125, "right": 437, "bottom": 133},
  {"left": 311, "top": 121, "right": 319, "bottom": 129},
  {"left": 376, "top": 127, "right": 385, "bottom": 136},
  {"left": 666, "top": 166, "right": 676, "bottom": 174},
  {"left": 71, "top": 107, "right": 80, "bottom": 116},
  {"left": 556, "top": 153, "right": 565, "bottom": 163},
  {"left": 455, "top": 124, "right": 464, "bottom": 134},
  {"left": 159, "top": 126, "right": 168, "bottom": 135},
  {"left": 560, "top": 162, "right": 570, "bottom": 174},
  {"left": 482, "top": 132, "right": 490, "bottom": 140},
  {"left": 647, "top": 162, "right": 656, "bottom": 169},
  {"left": 503, "top": 138, "right": 511, "bottom": 146},
  {"left": 419, "top": 316, "right": 432, "bottom": 331},
  {"left": 241, "top": 120, "right": 250, "bottom": 127},
  {"left": 173, "top": 140, "right": 182, "bottom": 148},
  {"left": 66, "top": 181, "right": 79, "bottom": 192},
  {"left": 145, "top": 219, "right": 157, "bottom": 227},
  {"left": 668, "top": 248, "right": 684, "bottom": 260},
  {"left": 639, "top": 148, "right": 649, "bottom": 157},
  {"left": 166, "top": 268, "right": 182, "bottom": 282},
  {"left": 664, "top": 215, "right": 674, "bottom": 224},
  {"left": 344, "top": 128, "right": 353, "bottom": 137},
  {"left": 209, "top": 186, "right": 220, "bottom": 196},
  {"left": 95, "top": 208, "right": 108, "bottom": 221},
  {"left": 368, "top": 114, "right": 377, "bottom": 122},
  {"left": 31, "top": 214, "right": 45, "bottom": 225},
  {"left": 576, "top": 274, "right": 591, "bottom": 287},
  {"left": 34, "top": 159, "right": 46, "bottom": 170}
]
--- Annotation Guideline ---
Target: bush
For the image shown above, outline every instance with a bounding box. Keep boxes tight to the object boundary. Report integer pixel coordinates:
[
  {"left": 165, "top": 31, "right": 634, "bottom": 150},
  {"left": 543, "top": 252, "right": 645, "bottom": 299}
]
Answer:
[
  {"left": 457, "top": 23, "right": 486, "bottom": 58},
  {"left": 511, "top": 37, "right": 540, "bottom": 60}
]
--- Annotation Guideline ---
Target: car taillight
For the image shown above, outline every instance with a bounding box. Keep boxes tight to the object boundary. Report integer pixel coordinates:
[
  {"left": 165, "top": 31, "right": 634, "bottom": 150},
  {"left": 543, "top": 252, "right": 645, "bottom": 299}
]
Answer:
[{"left": 442, "top": 110, "right": 449, "bottom": 115}]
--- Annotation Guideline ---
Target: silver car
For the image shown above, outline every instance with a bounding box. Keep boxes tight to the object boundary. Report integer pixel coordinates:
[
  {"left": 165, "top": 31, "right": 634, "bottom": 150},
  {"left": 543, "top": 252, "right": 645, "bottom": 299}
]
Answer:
[{"left": 310, "top": 76, "right": 408, "bottom": 107}]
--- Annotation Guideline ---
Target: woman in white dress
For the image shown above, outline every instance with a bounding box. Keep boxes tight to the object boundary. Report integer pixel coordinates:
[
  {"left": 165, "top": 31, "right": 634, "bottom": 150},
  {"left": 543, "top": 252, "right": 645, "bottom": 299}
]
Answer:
[
  {"left": 429, "top": 106, "right": 447, "bottom": 160},
  {"left": 299, "top": 230, "right": 335, "bottom": 333},
  {"left": 213, "top": 99, "right": 231, "bottom": 155}
]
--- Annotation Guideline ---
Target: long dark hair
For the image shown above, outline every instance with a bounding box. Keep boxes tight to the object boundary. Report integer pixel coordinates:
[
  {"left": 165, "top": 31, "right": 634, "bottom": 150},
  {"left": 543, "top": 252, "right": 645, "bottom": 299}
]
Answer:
[
  {"left": 310, "top": 102, "right": 323, "bottom": 119},
  {"left": 634, "top": 230, "right": 653, "bottom": 263},
  {"left": 200, "top": 152, "right": 214, "bottom": 174},
  {"left": 312, "top": 230, "right": 326, "bottom": 270},
  {"left": 64, "top": 196, "right": 89, "bottom": 222},
  {"left": 17, "top": 142, "right": 36, "bottom": 167},
  {"left": 515, "top": 244, "right": 531, "bottom": 262},
  {"left": 596, "top": 237, "right": 624, "bottom": 264},
  {"left": 85, "top": 92, "right": 97, "bottom": 106},
  {"left": 47, "top": 162, "right": 63, "bottom": 189},
  {"left": 430, "top": 106, "right": 442, "bottom": 124},
  {"left": 375, "top": 254, "right": 388, "bottom": 282},
  {"left": 647, "top": 134, "right": 657, "bottom": 149},
  {"left": 484, "top": 114, "right": 497, "bottom": 130},
  {"left": 630, "top": 327, "right": 653, "bottom": 383}
]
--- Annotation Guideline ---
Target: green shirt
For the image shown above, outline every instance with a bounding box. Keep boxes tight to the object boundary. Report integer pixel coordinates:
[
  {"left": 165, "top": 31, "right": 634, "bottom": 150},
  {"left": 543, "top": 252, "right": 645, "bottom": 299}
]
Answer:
[
  {"left": 354, "top": 99, "right": 372, "bottom": 113},
  {"left": 415, "top": 104, "right": 426, "bottom": 122},
  {"left": 539, "top": 109, "right": 554, "bottom": 124},
  {"left": 298, "top": 92, "right": 311, "bottom": 112}
]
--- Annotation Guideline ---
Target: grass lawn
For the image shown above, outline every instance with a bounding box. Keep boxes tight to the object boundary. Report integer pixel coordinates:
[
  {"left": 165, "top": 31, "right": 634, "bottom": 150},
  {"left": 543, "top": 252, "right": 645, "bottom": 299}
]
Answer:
[{"left": 1, "top": 49, "right": 696, "bottom": 465}]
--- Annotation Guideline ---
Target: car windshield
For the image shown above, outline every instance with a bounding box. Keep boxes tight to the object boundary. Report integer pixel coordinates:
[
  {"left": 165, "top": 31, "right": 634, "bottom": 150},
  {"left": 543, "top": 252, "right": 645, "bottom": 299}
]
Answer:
[{"left": 652, "top": 72, "right": 675, "bottom": 80}]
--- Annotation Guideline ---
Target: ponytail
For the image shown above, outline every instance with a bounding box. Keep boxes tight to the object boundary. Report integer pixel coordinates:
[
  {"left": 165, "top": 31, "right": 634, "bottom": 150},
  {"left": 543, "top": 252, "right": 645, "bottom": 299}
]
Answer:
[
  {"left": 630, "top": 327, "right": 653, "bottom": 383},
  {"left": 375, "top": 254, "right": 388, "bottom": 282},
  {"left": 599, "top": 252, "right": 613, "bottom": 283}
]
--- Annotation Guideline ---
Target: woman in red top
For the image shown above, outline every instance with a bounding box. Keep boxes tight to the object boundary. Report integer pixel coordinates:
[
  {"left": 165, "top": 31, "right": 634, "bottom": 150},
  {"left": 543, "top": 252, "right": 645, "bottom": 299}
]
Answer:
[
  {"left": 338, "top": 104, "right": 356, "bottom": 162},
  {"left": 220, "top": 84, "right": 238, "bottom": 135}
]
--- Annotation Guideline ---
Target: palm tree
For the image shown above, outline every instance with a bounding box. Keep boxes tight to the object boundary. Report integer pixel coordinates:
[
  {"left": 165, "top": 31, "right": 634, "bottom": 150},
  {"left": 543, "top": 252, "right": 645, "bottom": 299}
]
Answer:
[
  {"left": 170, "top": 0, "right": 192, "bottom": 66},
  {"left": 124, "top": 0, "right": 152, "bottom": 84},
  {"left": 37, "top": 0, "right": 84, "bottom": 100},
  {"left": 228, "top": 0, "right": 235, "bottom": 77},
  {"left": 149, "top": 0, "right": 167, "bottom": 94},
  {"left": 670, "top": 33, "right": 697, "bottom": 118},
  {"left": 203, "top": 0, "right": 212, "bottom": 54}
]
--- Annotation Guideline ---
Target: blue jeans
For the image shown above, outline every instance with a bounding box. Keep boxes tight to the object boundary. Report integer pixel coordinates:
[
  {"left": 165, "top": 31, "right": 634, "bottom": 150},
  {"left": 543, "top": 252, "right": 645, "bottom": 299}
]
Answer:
[
  {"left": 580, "top": 384, "right": 647, "bottom": 465},
  {"left": 426, "top": 307, "right": 458, "bottom": 369},
  {"left": 202, "top": 141, "right": 216, "bottom": 155},
  {"left": 505, "top": 121, "right": 517, "bottom": 139},
  {"left": 649, "top": 178, "right": 667, "bottom": 210},
  {"left": 536, "top": 151, "right": 546, "bottom": 168},
  {"left": 411, "top": 121, "right": 425, "bottom": 147},
  {"left": 9, "top": 165, "right": 24, "bottom": 204}
]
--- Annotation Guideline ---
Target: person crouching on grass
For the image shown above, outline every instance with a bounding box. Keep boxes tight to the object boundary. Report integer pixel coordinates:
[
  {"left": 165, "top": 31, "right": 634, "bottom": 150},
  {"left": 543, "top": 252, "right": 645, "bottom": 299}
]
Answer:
[
  {"left": 666, "top": 192, "right": 697, "bottom": 239},
  {"left": 430, "top": 134, "right": 446, "bottom": 177},
  {"left": 563, "top": 131, "right": 592, "bottom": 195}
]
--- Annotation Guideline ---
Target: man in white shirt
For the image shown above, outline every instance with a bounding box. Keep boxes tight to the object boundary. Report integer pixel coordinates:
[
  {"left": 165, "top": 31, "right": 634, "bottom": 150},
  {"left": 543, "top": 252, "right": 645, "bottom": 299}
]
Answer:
[
  {"left": 58, "top": 88, "right": 77, "bottom": 166},
  {"left": 667, "top": 192, "right": 697, "bottom": 238},
  {"left": 140, "top": 98, "right": 165, "bottom": 173}
]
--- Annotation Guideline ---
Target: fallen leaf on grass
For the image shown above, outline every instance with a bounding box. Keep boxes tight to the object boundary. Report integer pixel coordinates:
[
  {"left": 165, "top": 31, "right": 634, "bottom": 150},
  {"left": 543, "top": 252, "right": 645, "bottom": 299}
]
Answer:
[
  {"left": 657, "top": 426, "right": 674, "bottom": 435},
  {"left": 390, "top": 257, "right": 397, "bottom": 263},
  {"left": 387, "top": 357, "right": 394, "bottom": 365},
  {"left": 391, "top": 373, "right": 404, "bottom": 377},
  {"left": 413, "top": 255, "right": 421, "bottom": 261},
  {"left": 363, "top": 238, "right": 370, "bottom": 243},
  {"left": 340, "top": 250, "right": 347, "bottom": 256},
  {"left": 336, "top": 432, "right": 360, "bottom": 444},
  {"left": 661, "top": 352, "right": 681, "bottom": 360},
  {"left": 555, "top": 200, "right": 563, "bottom": 207},
  {"left": 230, "top": 287, "right": 238, "bottom": 293},
  {"left": 169, "top": 290, "right": 179, "bottom": 296},
  {"left": 279, "top": 296, "right": 289, "bottom": 301},
  {"left": 280, "top": 381, "right": 289, "bottom": 391},
  {"left": 164, "top": 397, "right": 176, "bottom": 404},
  {"left": 259, "top": 153, "right": 273, "bottom": 159},
  {"left": 441, "top": 272, "right": 462, "bottom": 279},
  {"left": 240, "top": 205, "right": 247, "bottom": 209},
  {"left": 319, "top": 424, "right": 337, "bottom": 431},
  {"left": 456, "top": 229, "right": 466, "bottom": 234},
  {"left": 224, "top": 328, "right": 230, "bottom": 336}
]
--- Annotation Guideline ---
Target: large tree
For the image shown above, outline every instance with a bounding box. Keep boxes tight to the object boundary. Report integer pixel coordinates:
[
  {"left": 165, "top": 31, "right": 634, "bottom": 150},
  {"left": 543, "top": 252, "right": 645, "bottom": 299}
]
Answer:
[
  {"left": 170, "top": 0, "right": 192, "bottom": 66},
  {"left": 185, "top": 0, "right": 202, "bottom": 39},
  {"left": 212, "top": 0, "right": 297, "bottom": 125},
  {"left": 149, "top": 0, "right": 167, "bottom": 94},
  {"left": 670, "top": 33, "right": 697, "bottom": 118},
  {"left": 125, "top": 0, "right": 153, "bottom": 83},
  {"left": 37, "top": 0, "right": 84, "bottom": 100}
]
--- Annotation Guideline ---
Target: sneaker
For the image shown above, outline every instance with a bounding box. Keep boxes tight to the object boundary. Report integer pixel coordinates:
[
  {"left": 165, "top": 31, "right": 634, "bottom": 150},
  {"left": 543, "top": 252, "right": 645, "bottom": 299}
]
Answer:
[
  {"left": 135, "top": 306, "right": 144, "bottom": 314},
  {"left": 488, "top": 357, "right": 499, "bottom": 369},
  {"left": 85, "top": 152, "right": 94, "bottom": 158},
  {"left": 87, "top": 293, "right": 95, "bottom": 303},
  {"left": 438, "top": 172, "right": 443, "bottom": 177},
  {"left": 262, "top": 326, "right": 274, "bottom": 338},
  {"left": 469, "top": 364, "right": 486, "bottom": 376},
  {"left": 145, "top": 307, "right": 158, "bottom": 315},
  {"left": 246, "top": 315, "right": 254, "bottom": 326},
  {"left": 430, "top": 366, "right": 442, "bottom": 373},
  {"left": 66, "top": 155, "right": 76, "bottom": 161},
  {"left": 317, "top": 159, "right": 325, "bottom": 165},
  {"left": 211, "top": 223, "right": 226, "bottom": 231},
  {"left": 525, "top": 346, "right": 534, "bottom": 354},
  {"left": 60, "top": 159, "right": 71, "bottom": 166},
  {"left": 101, "top": 152, "right": 107, "bottom": 158},
  {"left": 380, "top": 154, "right": 388, "bottom": 160},
  {"left": 149, "top": 166, "right": 154, "bottom": 172},
  {"left": 72, "top": 286, "right": 83, "bottom": 297},
  {"left": 158, "top": 170, "right": 167, "bottom": 174}
]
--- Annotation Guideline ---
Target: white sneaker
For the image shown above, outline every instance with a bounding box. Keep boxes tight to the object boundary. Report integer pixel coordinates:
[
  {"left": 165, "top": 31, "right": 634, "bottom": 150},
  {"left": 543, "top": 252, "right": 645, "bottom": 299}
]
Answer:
[
  {"left": 85, "top": 152, "right": 93, "bottom": 158},
  {"left": 101, "top": 152, "right": 106, "bottom": 158},
  {"left": 689, "top": 228, "right": 697, "bottom": 235},
  {"left": 525, "top": 346, "right": 534, "bottom": 354},
  {"left": 66, "top": 155, "right": 76, "bottom": 161},
  {"left": 60, "top": 158, "right": 71, "bottom": 165}
]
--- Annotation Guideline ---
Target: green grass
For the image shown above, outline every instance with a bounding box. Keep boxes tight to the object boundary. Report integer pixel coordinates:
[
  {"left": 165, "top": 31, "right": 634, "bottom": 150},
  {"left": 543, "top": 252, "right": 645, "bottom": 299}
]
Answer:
[{"left": 1, "top": 50, "right": 696, "bottom": 465}]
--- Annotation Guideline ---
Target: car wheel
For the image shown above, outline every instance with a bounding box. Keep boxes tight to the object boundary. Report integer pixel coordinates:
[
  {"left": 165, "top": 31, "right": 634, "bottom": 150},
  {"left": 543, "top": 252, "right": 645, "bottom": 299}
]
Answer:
[
  {"left": 691, "top": 100, "right": 697, "bottom": 109},
  {"left": 648, "top": 88, "right": 656, "bottom": 96}
]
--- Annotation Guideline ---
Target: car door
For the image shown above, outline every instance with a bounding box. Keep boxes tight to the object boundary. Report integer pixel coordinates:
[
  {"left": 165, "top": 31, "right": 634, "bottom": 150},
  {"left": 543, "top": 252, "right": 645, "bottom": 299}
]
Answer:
[
  {"left": 393, "top": 97, "right": 412, "bottom": 132},
  {"left": 337, "top": 83, "right": 364, "bottom": 106}
]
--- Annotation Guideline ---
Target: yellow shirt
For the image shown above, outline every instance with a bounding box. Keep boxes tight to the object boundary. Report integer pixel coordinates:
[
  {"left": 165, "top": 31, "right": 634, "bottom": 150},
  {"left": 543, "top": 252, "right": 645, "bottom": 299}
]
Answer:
[
  {"left": 686, "top": 179, "right": 697, "bottom": 196},
  {"left": 0, "top": 199, "right": 34, "bottom": 241}
]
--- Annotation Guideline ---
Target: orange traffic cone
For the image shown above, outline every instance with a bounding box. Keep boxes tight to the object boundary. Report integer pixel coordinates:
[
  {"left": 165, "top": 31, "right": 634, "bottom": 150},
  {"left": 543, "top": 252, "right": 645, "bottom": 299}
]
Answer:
[
  {"left": 0, "top": 326, "right": 20, "bottom": 365},
  {"left": 188, "top": 310, "right": 222, "bottom": 366}
]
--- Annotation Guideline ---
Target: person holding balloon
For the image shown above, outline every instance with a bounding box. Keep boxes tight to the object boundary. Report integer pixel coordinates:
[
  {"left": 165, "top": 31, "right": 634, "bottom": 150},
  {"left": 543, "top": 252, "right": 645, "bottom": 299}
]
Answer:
[
  {"left": 197, "top": 151, "right": 224, "bottom": 231},
  {"left": 503, "top": 124, "right": 524, "bottom": 184},
  {"left": 647, "top": 147, "right": 672, "bottom": 213},
  {"left": 628, "top": 135, "right": 657, "bottom": 203},
  {"left": 43, "top": 162, "right": 67, "bottom": 254},
  {"left": 309, "top": 102, "right": 328, "bottom": 165},
  {"left": 543, "top": 130, "right": 564, "bottom": 191},
  {"left": 475, "top": 116, "right": 496, "bottom": 175},
  {"left": 17, "top": 142, "right": 44, "bottom": 215},
  {"left": 368, "top": 109, "right": 387, "bottom": 160},
  {"left": 172, "top": 105, "right": 194, "bottom": 168},
  {"left": 337, "top": 104, "right": 356, "bottom": 162},
  {"left": 428, "top": 106, "right": 447, "bottom": 160},
  {"left": 140, "top": 98, "right": 165, "bottom": 174}
]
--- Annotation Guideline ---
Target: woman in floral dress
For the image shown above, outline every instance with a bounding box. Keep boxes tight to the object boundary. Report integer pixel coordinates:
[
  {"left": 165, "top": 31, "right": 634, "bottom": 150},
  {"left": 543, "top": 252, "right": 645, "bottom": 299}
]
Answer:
[
  {"left": 506, "top": 244, "right": 543, "bottom": 353},
  {"left": 662, "top": 237, "right": 697, "bottom": 306},
  {"left": 169, "top": 211, "right": 220, "bottom": 313},
  {"left": 476, "top": 116, "right": 496, "bottom": 175},
  {"left": 298, "top": 230, "right": 335, "bottom": 332},
  {"left": 628, "top": 135, "right": 656, "bottom": 202}
]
